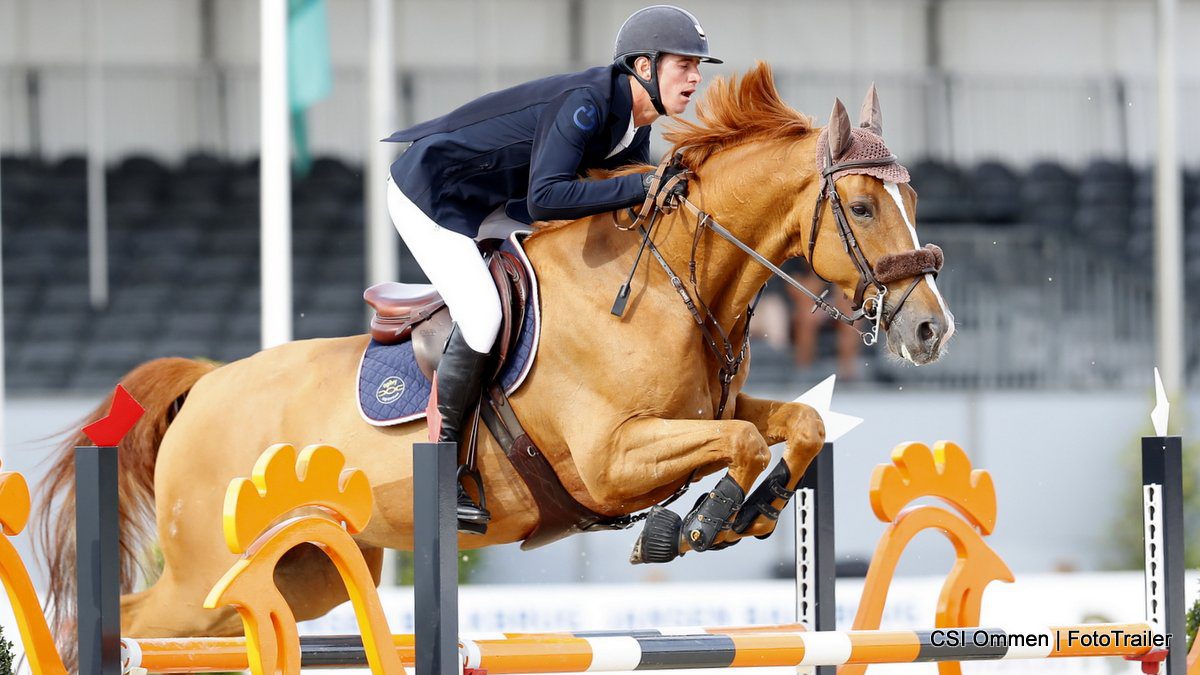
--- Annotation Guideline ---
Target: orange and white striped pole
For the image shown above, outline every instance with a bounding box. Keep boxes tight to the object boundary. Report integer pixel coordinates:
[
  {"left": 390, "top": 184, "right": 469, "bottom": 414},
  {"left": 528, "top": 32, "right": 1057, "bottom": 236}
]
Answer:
[
  {"left": 121, "top": 622, "right": 1167, "bottom": 674},
  {"left": 120, "top": 624, "right": 806, "bottom": 673},
  {"left": 460, "top": 623, "right": 1163, "bottom": 673}
]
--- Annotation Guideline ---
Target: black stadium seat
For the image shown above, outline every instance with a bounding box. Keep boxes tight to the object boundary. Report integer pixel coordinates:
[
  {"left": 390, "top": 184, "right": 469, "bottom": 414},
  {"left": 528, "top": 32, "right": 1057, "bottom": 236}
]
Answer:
[
  {"left": 1082, "top": 158, "right": 1133, "bottom": 184},
  {"left": 181, "top": 151, "right": 226, "bottom": 175},
  {"left": 1077, "top": 159, "right": 1133, "bottom": 210},
  {"left": 909, "top": 159, "right": 973, "bottom": 223},
  {"left": 1130, "top": 207, "right": 1154, "bottom": 262},
  {"left": 1074, "top": 205, "right": 1129, "bottom": 252},
  {"left": 50, "top": 155, "right": 89, "bottom": 206},
  {"left": 1020, "top": 161, "right": 1077, "bottom": 229},
  {"left": 967, "top": 161, "right": 1020, "bottom": 224}
]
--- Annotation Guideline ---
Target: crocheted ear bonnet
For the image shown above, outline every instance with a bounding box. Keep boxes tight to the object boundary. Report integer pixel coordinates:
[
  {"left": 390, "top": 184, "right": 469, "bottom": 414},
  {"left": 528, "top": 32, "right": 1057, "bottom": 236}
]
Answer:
[{"left": 815, "top": 126, "right": 910, "bottom": 184}]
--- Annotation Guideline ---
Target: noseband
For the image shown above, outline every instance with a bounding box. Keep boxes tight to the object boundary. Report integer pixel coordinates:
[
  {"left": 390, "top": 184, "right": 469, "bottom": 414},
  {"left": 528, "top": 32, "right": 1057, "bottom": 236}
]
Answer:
[{"left": 611, "top": 152, "right": 945, "bottom": 417}]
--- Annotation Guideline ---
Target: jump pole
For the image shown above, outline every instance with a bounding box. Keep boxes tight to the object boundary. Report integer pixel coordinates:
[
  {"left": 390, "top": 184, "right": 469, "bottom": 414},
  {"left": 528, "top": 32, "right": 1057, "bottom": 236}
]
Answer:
[{"left": 120, "top": 624, "right": 810, "bottom": 672}]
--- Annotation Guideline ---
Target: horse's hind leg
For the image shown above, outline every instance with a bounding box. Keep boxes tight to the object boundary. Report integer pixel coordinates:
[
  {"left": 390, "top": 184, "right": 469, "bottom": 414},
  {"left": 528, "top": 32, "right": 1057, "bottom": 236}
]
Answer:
[
  {"left": 121, "top": 565, "right": 244, "bottom": 637},
  {"left": 273, "top": 543, "right": 385, "bottom": 620},
  {"left": 122, "top": 543, "right": 385, "bottom": 637},
  {"left": 575, "top": 417, "right": 772, "bottom": 562},
  {"left": 258, "top": 544, "right": 386, "bottom": 631}
]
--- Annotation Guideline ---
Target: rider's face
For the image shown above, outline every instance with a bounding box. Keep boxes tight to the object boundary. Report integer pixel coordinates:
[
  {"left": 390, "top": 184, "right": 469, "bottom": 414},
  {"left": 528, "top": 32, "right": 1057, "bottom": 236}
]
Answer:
[{"left": 647, "top": 54, "right": 702, "bottom": 116}]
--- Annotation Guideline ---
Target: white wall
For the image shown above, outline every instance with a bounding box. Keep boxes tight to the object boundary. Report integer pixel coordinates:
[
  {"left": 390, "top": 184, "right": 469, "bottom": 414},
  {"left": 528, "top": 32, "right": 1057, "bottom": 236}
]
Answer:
[{"left": 1, "top": 0, "right": 1199, "bottom": 165}]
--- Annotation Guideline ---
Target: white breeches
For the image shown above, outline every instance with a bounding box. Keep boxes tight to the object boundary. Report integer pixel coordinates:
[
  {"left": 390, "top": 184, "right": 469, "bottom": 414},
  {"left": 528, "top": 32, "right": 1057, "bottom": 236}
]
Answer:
[{"left": 387, "top": 179, "right": 503, "bottom": 352}]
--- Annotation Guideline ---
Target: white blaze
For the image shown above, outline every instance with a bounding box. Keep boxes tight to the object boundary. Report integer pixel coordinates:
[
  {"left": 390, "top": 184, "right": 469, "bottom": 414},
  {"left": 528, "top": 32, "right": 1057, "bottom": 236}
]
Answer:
[{"left": 882, "top": 181, "right": 956, "bottom": 342}]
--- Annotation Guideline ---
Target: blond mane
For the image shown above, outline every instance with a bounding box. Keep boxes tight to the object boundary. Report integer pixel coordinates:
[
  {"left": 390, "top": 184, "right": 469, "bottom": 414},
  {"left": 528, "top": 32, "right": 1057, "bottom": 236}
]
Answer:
[
  {"left": 666, "top": 60, "right": 814, "bottom": 168},
  {"left": 533, "top": 62, "right": 813, "bottom": 235}
]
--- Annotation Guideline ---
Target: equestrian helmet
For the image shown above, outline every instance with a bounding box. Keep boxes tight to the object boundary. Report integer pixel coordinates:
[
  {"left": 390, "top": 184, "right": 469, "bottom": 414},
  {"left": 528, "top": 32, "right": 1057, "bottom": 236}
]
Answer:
[
  {"left": 613, "top": 5, "right": 721, "bottom": 115},
  {"left": 613, "top": 5, "right": 722, "bottom": 66}
]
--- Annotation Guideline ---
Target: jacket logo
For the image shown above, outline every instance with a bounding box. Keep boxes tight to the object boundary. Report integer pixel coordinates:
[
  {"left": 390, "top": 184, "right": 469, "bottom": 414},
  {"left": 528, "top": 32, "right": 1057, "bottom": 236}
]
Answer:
[
  {"left": 375, "top": 376, "right": 406, "bottom": 404},
  {"left": 573, "top": 104, "right": 598, "bottom": 131}
]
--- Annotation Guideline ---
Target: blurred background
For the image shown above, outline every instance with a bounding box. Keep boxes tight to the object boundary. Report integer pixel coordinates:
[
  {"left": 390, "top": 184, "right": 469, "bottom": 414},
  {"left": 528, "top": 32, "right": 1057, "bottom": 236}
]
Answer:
[{"left": 1, "top": 1, "right": 1199, "bottom": 670}]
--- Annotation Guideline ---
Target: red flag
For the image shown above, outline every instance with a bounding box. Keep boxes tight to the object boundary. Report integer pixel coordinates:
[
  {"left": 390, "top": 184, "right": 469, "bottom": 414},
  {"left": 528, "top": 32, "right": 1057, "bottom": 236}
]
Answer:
[{"left": 82, "top": 385, "right": 146, "bottom": 447}]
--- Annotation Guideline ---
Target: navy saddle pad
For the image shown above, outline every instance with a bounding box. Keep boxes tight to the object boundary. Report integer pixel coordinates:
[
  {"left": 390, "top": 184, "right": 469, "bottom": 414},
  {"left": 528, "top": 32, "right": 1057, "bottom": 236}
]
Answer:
[{"left": 356, "top": 233, "right": 541, "bottom": 426}]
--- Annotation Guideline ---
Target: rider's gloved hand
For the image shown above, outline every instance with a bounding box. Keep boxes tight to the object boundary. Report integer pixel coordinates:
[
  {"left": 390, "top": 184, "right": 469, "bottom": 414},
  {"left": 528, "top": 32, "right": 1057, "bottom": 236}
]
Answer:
[{"left": 642, "top": 163, "right": 689, "bottom": 208}]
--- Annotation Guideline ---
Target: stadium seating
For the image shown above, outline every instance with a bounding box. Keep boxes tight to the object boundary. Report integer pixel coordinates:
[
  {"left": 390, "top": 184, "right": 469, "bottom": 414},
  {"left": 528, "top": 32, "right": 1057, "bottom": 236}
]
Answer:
[{"left": 0, "top": 154, "right": 1195, "bottom": 391}]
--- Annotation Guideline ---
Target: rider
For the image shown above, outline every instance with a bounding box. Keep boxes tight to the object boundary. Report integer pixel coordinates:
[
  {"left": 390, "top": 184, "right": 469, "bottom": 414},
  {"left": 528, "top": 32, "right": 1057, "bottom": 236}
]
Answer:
[{"left": 383, "top": 5, "right": 721, "bottom": 533}]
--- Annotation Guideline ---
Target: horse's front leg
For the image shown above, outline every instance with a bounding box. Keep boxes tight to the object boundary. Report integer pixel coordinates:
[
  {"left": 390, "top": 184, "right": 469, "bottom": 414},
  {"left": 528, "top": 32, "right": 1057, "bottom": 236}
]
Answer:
[
  {"left": 574, "top": 417, "right": 771, "bottom": 563},
  {"left": 725, "top": 392, "right": 826, "bottom": 541}
]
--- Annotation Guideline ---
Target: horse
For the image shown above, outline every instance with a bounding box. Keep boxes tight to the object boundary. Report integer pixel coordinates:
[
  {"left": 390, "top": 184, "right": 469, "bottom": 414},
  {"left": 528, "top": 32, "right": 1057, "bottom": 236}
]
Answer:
[{"left": 38, "top": 62, "right": 954, "bottom": 646}]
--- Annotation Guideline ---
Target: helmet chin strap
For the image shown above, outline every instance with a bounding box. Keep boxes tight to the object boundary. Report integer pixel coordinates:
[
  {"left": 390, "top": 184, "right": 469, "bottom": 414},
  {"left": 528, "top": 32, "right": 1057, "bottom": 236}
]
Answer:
[{"left": 626, "top": 53, "right": 668, "bottom": 116}]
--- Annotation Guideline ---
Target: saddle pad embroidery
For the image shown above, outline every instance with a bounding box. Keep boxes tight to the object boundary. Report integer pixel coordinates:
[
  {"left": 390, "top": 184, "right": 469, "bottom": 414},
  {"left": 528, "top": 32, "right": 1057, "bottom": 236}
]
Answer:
[{"left": 355, "top": 232, "right": 541, "bottom": 426}]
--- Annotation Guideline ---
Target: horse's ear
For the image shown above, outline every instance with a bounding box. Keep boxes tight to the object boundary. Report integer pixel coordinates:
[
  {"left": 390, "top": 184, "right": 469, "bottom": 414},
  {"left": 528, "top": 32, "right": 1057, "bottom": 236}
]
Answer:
[
  {"left": 859, "top": 83, "right": 882, "bottom": 136},
  {"left": 828, "top": 98, "right": 853, "bottom": 160}
]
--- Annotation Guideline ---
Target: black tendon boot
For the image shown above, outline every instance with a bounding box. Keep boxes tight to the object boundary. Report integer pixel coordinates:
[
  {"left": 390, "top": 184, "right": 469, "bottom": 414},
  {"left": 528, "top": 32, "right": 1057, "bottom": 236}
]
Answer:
[
  {"left": 680, "top": 474, "right": 745, "bottom": 553},
  {"left": 434, "top": 325, "right": 492, "bottom": 531}
]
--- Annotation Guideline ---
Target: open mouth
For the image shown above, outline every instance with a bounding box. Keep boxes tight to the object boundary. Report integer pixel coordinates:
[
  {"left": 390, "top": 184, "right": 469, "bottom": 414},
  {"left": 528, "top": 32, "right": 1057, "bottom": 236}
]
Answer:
[{"left": 681, "top": 90, "right": 695, "bottom": 101}]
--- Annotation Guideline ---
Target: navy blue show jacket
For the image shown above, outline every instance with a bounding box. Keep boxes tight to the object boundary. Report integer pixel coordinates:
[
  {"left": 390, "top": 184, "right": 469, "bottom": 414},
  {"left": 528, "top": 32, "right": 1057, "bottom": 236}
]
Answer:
[{"left": 383, "top": 65, "right": 652, "bottom": 237}]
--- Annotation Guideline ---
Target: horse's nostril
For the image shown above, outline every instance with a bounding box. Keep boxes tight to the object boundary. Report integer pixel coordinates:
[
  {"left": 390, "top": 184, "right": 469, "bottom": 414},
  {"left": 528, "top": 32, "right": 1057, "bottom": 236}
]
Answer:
[{"left": 918, "top": 320, "right": 938, "bottom": 344}]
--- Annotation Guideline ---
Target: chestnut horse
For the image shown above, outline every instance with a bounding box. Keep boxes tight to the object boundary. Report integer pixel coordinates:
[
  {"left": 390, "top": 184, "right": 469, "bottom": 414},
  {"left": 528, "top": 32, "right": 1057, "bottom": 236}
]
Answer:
[{"left": 39, "top": 62, "right": 953, "bottom": 642}]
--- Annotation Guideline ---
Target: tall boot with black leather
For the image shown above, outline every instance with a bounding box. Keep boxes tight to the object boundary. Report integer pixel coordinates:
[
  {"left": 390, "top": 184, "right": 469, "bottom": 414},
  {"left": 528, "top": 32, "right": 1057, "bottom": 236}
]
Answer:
[{"left": 433, "top": 324, "right": 492, "bottom": 532}]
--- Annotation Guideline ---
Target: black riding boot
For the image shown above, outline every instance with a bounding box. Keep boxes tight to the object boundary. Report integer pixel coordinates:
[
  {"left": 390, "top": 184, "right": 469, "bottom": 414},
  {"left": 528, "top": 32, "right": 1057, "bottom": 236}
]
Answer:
[{"left": 434, "top": 325, "right": 492, "bottom": 531}]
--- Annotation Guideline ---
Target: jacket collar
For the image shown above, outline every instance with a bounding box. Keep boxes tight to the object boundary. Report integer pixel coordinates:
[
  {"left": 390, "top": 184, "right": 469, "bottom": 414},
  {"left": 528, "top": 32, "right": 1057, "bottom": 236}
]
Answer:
[{"left": 607, "top": 67, "right": 636, "bottom": 151}]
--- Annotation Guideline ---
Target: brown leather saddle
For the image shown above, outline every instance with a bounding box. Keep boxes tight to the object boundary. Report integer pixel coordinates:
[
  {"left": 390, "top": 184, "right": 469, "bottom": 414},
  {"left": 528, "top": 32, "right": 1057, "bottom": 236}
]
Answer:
[
  {"left": 362, "top": 245, "right": 623, "bottom": 548},
  {"left": 364, "top": 248, "right": 527, "bottom": 382}
]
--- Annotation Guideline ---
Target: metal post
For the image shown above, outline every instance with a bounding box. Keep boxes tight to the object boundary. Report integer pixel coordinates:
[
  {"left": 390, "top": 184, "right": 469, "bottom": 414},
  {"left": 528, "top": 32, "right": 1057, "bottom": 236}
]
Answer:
[
  {"left": 923, "top": 0, "right": 949, "bottom": 159},
  {"left": 413, "top": 442, "right": 459, "bottom": 675},
  {"left": 86, "top": 0, "right": 109, "bottom": 310},
  {"left": 1154, "top": 0, "right": 1185, "bottom": 398},
  {"left": 1142, "top": 436, "right": 1184, "bottom": 674},
  {"left": 477, "top": 0, "right": 499, "bottom": 95},
  {"left": 796, "top": 443, "right": 835, "bottom": 675},
  {"left": 0, "top": 79, "right": 6, "bottom": 461},
  {"left": 260, "top": 0, "right": 293, "bottom": 348},
  {"left": 366, "top": 0, "right": 398, "bottom": 288},
  {"left": 76, "top": 446, "right": 120, "bottom": 675},
  {"left": 566, "top": 0, "right": 584, "bottom": 71}
]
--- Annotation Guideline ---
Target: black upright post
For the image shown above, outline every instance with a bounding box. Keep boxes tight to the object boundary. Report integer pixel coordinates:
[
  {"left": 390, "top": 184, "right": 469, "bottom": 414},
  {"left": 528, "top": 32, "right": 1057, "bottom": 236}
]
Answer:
[
  {"left": 76, "top": 446, "right": 121, "bottom": 675},
  {"left": 797, "top": 442, "right": 836, "bottom": 675},
  {"left": 414, "top": 442, "right": 459, "bottom": 675},
  {"left": 1142, "top": 436, "right": 1185, "bottom": 675}
]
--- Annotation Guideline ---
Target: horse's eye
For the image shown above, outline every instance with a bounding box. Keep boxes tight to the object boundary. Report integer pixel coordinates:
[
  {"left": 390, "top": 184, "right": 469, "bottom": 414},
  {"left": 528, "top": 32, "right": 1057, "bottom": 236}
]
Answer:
[{"left": 850, "top": 203, "right": 871, "bottom": 218}]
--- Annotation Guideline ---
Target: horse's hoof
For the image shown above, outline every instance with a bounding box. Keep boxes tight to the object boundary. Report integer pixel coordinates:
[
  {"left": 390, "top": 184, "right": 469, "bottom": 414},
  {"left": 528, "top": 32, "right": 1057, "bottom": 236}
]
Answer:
[{"left": 629, "top": 506, "right": 682, "bottom": 564}]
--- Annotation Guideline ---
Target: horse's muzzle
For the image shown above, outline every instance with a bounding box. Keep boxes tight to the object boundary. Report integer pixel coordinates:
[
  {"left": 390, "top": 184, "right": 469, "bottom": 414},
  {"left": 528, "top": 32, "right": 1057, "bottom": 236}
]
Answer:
[{"left": 888, "top": 310, "right": 950, "bottom": 366}]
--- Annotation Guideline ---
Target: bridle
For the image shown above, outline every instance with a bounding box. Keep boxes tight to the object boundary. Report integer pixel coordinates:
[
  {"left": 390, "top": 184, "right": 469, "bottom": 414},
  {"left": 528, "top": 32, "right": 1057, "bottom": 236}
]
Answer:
[
  {"left": 808, "top": 145, "right": 944, "bottom": 344},
  {"left": 611, "top": 152, "right": 944, "bottom": 417}
]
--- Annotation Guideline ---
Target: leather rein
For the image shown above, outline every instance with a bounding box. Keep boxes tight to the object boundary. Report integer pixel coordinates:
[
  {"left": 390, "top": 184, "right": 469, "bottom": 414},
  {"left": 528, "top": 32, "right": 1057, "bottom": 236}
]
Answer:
[{"left": 611, "top": 152, "right": 944, "bottom": 417}]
